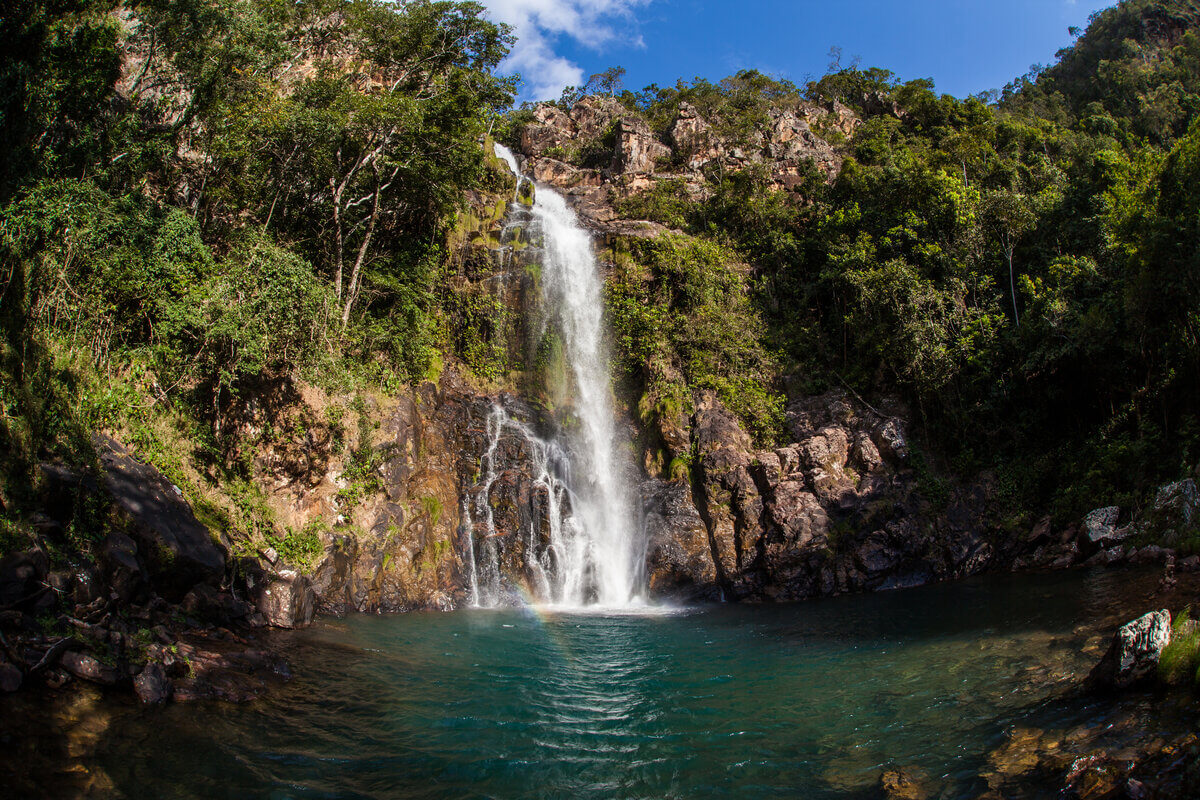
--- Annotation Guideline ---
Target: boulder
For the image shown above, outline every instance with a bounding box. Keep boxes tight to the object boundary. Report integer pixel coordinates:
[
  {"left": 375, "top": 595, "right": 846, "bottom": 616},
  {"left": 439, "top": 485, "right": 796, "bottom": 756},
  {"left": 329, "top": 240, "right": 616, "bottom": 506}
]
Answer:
[
  {"left": 256, "top": 571, "right": 315, "bottom": 629},
  {"left": 96, "top": 435, "right": 226, "bottom": 600},
  {"left": 851, "top": 433, "right": 883, "bottom": 473},
  {"left": 0, "top": 549, "right": 50, "bottom": 612},
  {"left": 60, "top": 650, "right": 120, "bottom": 685},
  {"left": 1086, "top": 609, "right": 1172, "bottom": 690},
  {"left": 0, "top": 662, "right": 22, "bottom": 692},
  {"left": 100, "top": 531, "right": 145, "bottom": 603},
  {"left": 133, "top": 662, "right": 172, "bottom": 704},
  {"left": 181, "top": 583, "right": 253, "bottom": 623},
  {"left": 1082, "top": 507, "right": 1129, "bottom": 550},
  {"left": 1129, "top": 545, "right": 1167, "bottom": 565},
  {"left": 873, "top": 419, "right": 909, "bottom": 463}
]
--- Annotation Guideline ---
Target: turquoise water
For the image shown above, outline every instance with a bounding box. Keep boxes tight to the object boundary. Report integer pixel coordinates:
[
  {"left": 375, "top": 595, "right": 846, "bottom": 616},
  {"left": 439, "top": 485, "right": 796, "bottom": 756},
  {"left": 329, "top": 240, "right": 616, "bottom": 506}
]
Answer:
[{"left": 54, "top": 569, "right": 1186, "bottom": 797}]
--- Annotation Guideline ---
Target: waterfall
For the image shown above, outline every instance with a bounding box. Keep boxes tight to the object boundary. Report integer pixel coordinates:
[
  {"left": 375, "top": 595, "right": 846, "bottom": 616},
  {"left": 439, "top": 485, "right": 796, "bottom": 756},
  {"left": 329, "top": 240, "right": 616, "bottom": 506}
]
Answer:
[{"left": 463, "top": 144, "right": 643, "bottom": 609}]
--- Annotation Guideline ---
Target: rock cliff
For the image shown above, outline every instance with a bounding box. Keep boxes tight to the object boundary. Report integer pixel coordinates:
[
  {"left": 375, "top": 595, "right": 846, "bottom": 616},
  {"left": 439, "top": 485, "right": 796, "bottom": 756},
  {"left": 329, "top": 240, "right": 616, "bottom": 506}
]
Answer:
[{"left": 510, "top": 95, "right": 856, "bottom": 232}]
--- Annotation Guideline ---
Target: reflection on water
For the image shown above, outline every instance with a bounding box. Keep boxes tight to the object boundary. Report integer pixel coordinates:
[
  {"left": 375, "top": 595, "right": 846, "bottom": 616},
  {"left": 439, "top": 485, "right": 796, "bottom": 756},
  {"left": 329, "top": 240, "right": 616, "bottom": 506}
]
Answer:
[{"left": 0, "top": 567, "right": 1189, "bottom": 799}]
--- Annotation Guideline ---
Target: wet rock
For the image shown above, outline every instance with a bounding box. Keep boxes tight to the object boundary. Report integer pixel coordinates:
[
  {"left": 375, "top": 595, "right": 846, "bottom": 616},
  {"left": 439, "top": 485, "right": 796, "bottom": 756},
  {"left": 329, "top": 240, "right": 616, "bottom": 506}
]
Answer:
[
  {"left": 310, "top": 535, "right": 357, "bottom": 612},
  {"left": 1087, "top": 609, "right": 1172, "bottom": 690},
  {"left": 60, "top": 651, "right": 120, "bottom": 686},
  {"left": 1125, "top": 778, "right": 1149, "bottom": 800},
  {"left": 641, "top": 480, "right": 717, "bottom": 600},
  {"left": 0, "top": 663, "right": 22, "bottom": 692},
  {"left": 982, "top": 726, "right": 1050, "bottom": 788},
  {"left": 43, "top": 668, "right": 70, "bottom": 689},
  {"left": 1061, "top": 753, "right": 1126, "bottom": 800},
  {"left": 133, "top": 662, "right": 171, "bottom": 704},
  {"left": 256, "top": 571, "right": 315, "bottom": 629}
]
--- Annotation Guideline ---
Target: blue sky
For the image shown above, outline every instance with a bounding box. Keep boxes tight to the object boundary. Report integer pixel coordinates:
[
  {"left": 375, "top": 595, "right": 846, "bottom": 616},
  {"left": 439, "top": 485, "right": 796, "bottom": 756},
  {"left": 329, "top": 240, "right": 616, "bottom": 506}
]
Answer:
[{"left": 480, "top": 0, "right": 1115, "bottom": 101}]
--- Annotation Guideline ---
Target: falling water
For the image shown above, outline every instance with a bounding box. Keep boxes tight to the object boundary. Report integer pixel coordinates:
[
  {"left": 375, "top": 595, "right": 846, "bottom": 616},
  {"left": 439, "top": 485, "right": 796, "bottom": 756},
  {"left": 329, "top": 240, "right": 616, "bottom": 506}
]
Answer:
[{"left": 465, "top": 144, "right": 643, "bottom": 608}]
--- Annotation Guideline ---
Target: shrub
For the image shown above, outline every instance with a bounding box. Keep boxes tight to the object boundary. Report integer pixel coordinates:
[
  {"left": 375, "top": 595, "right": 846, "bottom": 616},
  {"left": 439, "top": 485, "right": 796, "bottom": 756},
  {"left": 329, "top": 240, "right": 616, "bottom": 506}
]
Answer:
[{"left": 1159, "top": 609, "right": 1200, "bottom": 686}]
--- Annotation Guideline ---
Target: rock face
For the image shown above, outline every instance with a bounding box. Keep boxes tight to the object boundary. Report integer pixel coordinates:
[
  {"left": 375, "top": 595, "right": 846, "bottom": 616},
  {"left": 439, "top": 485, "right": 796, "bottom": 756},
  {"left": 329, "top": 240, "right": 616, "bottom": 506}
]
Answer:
[
  {"left": 641, "top": 479, "right": 718, "bottom": 600},
  {"left": 1087, "top": 609, "right": 1173, "bottom": 690},
  {"left": 638, "top": 389, "right": 1004, "bottom": 602},
  {"left": 1142, "top": 479, "right": 1200, "bottom": 544},
  {"left": 612, "top": 116, "right": 671, "bottom": 175},
  {"left": 510, "top": 94, "right": 856, "bottom": 231}
]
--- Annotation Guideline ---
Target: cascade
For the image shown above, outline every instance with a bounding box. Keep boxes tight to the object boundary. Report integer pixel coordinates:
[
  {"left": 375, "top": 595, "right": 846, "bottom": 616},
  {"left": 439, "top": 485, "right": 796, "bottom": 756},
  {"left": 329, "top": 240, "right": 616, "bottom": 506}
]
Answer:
[{"left": 462, "top": 145, "right": 644, "bottom": 609}]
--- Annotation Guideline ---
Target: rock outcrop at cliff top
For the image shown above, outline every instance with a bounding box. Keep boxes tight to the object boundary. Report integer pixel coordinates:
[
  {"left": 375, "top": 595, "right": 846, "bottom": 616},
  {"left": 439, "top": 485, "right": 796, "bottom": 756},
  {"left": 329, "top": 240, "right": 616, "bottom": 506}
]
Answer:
[{"left": 512, "top": 95, "right": 856, "bottom": 232}]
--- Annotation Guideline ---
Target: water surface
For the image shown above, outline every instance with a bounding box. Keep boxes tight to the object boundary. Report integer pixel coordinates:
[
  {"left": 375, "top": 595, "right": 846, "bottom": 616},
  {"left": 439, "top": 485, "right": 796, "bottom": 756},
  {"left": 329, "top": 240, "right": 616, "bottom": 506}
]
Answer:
[{"left": 12, "top": 567, "right": 1190, "bottom": 798}]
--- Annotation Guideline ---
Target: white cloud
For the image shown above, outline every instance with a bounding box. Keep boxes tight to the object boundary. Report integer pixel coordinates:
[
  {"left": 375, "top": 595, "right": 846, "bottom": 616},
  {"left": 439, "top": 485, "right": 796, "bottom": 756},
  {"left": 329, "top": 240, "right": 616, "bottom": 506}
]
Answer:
[{"left": 480, "top": 0, "right": 651, "bottom": 100}]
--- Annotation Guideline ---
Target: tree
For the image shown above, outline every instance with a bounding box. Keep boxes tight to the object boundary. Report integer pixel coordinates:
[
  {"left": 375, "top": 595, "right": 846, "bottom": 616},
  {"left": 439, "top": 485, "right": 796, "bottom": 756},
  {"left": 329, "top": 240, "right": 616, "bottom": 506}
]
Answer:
[
  {"left": 586, "top": 66, "right": 626, "bottom": 96},
  {"left": 983, "top": 190, "right": 1035, "bottom": 326},
  {"left": 205, "top": 0, "right": 515, "bottom": 330}
]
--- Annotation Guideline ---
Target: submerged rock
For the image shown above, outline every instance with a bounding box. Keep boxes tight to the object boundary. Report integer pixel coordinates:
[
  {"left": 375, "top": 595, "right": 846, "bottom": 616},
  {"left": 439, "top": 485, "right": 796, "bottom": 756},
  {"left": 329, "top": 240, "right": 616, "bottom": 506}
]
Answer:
[
  {"left": 1086, "top": 609, "right": 1172, "bottom": 690},
  {"left": 878, "top": 765, "right": 929, "bottom": 800},
  {"left": 1061, "top": 753, "right": 1126, "bottom": 800}
]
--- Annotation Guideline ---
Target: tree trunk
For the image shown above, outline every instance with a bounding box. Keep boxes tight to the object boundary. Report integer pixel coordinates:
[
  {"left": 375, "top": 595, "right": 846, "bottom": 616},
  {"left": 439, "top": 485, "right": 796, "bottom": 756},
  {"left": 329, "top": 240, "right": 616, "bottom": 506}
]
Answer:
[
  {"left": 331, "top": 176, "right": 345, "bottom": 300},
  {"left": 340, "top": 178, "right": 382, "bottom": 330},
  {"left": 1007, "top": 247, "right": 1020, "bottom": 327}
]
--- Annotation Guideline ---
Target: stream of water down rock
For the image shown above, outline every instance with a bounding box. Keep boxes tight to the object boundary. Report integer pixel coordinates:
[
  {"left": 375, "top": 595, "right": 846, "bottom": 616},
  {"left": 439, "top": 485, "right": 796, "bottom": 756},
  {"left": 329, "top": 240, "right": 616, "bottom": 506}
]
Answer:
[{"left": 465, "top": 146, "right": 643, "bottom": 610}]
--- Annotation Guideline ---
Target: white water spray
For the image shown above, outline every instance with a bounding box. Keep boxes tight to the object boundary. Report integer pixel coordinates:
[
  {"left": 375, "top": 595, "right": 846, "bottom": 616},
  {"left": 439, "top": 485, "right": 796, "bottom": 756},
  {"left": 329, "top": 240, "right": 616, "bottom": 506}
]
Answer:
[{"left": 463, "top": 145, "right": 643, "bottom": 608}]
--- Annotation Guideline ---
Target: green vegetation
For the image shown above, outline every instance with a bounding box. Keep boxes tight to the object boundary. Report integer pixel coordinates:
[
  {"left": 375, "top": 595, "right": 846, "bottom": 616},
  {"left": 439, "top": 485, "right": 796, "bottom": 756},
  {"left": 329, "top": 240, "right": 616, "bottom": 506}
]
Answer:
[
  {"left": 606, "top": 233, "right": 783, "bottom": 443},
  {"left": 590, "top": 0, "right": 1200, "bottom": 520},
  {"left": 4, "top": 0, "right": 1200, "bottom": 571},
  {"left": 420, "top": 495, "right": 444, "bottom": 528},
  {"left": 1159, "top": 609, "right": 1200, "bottom": 685},
  {"left": 0, "top": 0, "right": 513, "bottom": 561},
  {"left": 266, "top": 522, "right": 325, "bottom": 571}
]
